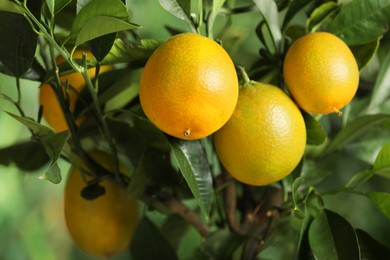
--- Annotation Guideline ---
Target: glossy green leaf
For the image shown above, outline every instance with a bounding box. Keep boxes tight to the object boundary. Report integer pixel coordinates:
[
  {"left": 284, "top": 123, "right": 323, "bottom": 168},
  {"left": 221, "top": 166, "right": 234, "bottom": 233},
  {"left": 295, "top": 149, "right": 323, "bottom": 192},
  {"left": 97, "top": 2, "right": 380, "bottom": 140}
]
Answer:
[
  {"left": 356, "top": 229, "right": 390, "bottom": 259},
  {"left": 0, "top": 140, "right": 49, "bottom": 171},
  {"left": 74, "top": 16, "right": 137, "bottom": 46},
  {"left": 169, "top": 138, "right": 213, "bottom": 218},
  {"left": 328, "top": 0, "right": 390, "bottom": 45},
  {"left": 303, "top": 112, "right": 327, "bottom": 145},
  {"left": 366, "top": 50, "right": 390, "bottom": 114},
  {"left": 350, "top": 37, "right": 380, "bottom": 70},
  {"left": 0, "top": 0, "right": 41, "bottom": 76},
  {"left": 306, "top": 2, "right": 339, "bottom": 32},
  {"left": 366, "top": 192, "right": 390, "bottom": 222},
  {"left": 158, "top": 0, "right": 194, "bottom": 31},
  {"left": 89, "top": 38, "right": 161, "bottom": 66},
  {"left": 70, "top": 0, "right": 137, "bottom": 45},
  {"left": 323, "top": 114, "right": 390, "bottom": 156},
  {"left": 131, "top": 217, "right": 179, "bottom": 260},
  {"left": 308, "top": 209, "right": 360, "bottom": 260},
  {"left": 254, "top": 0, "right": 282, "bottom": 53},
  {"left": 373, "top": 143, "right": 390, "bottom": 179}
]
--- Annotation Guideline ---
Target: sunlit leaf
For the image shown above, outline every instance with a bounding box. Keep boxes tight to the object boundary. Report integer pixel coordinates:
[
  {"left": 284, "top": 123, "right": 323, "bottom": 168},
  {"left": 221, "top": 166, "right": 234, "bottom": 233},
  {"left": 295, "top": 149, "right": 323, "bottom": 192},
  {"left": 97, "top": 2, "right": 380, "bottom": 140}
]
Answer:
[
  {"left": 366, "top": 192, "right": 390, "bottom": 222},
  {"left": 74, "top": 16, "right": 137, "bottom": 46},
  {"left": 328, "top": 0, "right": 390, "bottom": 45},
  {"left": 70, "top": 0, "right": 138, "bottom": 45},
  {"left": 169, "top": 138, "right": 213, "bottom": 218},
  {"left": 308, "top": 209, "right": 360, "bottom": 259},
  {"left": 158, "top": 0, "right": 194, "bottom": 32},
  {"left": 307, "top": 2, "right": 339, "bottom": 32},
  {"left": 0, "top": 0, "right": 23, "bottom": 14}
]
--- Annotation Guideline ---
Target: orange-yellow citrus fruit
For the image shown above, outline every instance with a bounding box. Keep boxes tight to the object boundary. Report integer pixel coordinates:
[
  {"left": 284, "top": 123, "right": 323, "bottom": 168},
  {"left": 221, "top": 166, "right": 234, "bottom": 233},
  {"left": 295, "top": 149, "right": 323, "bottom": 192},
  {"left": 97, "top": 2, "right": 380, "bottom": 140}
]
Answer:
[
  {"left": 64, "top": 151, "right": 138, "bottom": 257},
  {"left": 214, "top": 82, "right": 306, "bottom": 186},
  {"left": 39, "top": 50, "right": 111, "bottom": 132},
  {"left": 139, "top": 33, "right": 239, "bottom": 140},
  {"left": 283, "top": 32, "right": 359, "bottom": 114}
]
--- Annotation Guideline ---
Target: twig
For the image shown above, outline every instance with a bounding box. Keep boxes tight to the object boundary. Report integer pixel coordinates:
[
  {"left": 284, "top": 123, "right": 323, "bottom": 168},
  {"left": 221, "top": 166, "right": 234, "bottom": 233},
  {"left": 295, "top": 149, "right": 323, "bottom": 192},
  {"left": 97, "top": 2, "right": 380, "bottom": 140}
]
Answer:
[{"left": 164, "top": 197, "right": 211, "bottom": 237}]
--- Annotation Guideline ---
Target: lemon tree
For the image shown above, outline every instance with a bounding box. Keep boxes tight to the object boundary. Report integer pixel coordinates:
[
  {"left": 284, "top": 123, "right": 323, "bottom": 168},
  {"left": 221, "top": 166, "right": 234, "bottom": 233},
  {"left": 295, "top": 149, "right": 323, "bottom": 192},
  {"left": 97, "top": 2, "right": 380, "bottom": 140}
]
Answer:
[{"left": 0, "top": 0, "right": 390, "bottom": 259}]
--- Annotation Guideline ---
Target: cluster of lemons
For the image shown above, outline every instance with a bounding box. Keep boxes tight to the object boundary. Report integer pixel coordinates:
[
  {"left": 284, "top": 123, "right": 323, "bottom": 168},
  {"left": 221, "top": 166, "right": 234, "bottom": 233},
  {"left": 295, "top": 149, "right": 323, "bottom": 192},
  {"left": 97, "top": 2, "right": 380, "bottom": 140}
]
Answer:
[{"left": 38, "top": 31, "right": 359, "bottom": 256}]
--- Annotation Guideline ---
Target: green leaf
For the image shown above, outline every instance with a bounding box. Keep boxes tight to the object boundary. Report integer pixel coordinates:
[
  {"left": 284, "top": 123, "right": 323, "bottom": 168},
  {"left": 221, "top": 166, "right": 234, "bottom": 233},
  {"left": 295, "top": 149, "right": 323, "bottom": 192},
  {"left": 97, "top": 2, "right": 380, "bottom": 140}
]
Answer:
[
  {"left": 38, "top": 131, "right": 70, "bottom": 184},
  {"left": 131, "top": 217, "right": 179, "bottom": 260},
  {"left": 303, "top": 112, "right": 327, "bottom": 145},
  {"left": 327, "top": 0, "right": 390, "bottom": 46},
  {"left": 0, "top": 0, "right": 42, "bottom": 76},
  {"left": 74, "top": 16, "right": 138, "bottom": 46},
  {"left": 282, "top": 0, "right": 310, "bottom": 31},
  {"left": 350, "top": 37, "right": 380, "bottom": 70},
  {"left": 207, "top": 0, "right": 226, "bottom": 36},
  {"left": 0, "top": 140, "right": 49, "bottom": 171},
  {"left": 366, "top": 50, "right": 390, "bottom": 114},
  {"left": 306, "top": 2, "right": 340, "bottom": 32},
  {"left": 87, "top": 33, "right": 117, "bottom": 62},
  {"left": 297, "top": 211, "right": 314, "bottom": 260},
  {"left": 291, "top": 176, "right": 306, "bottom": 217},
  {"left": 53, "top": 0, "right": 71, "bottom": 14},
  {"left": 158, "top": 0, "right": 195, "bottom": 32},
  {"left": 366, "top": 192, "right": 390, "bottom": 222},
  {"left": 308, "top": 209, "right": 360, "bottom": 260},
  {"left": 356, "top": 229, "right": 390, "bottom": 259},
  {"left": 0, "top": 0, "right": 23, "bottom": 14},
  {"left": 169, "top": 138, "right": 213, "bottom": 218},
  {"left": 323, "top": 114, "right": 390, "bottom": 156},
  {"left": 70, "top": 0, "right": 138, "bottom": 45},
  {"left": 161, "top": 214, "right": 190, "bottom": 250},
  {"left": 373, "top": 143, "right": 390, "bottom": 179},
  {"left": 253, "top": 0, "right": 282, "bottom": 53},
  {"left": 89, "top": 38, "right": 161, "bottom": 66},
  {"left": 200, "top": 229, "right": 245, "bottom": 259},
  {"left": 5, "top": 111, "right": 53, "bottom": 136}
]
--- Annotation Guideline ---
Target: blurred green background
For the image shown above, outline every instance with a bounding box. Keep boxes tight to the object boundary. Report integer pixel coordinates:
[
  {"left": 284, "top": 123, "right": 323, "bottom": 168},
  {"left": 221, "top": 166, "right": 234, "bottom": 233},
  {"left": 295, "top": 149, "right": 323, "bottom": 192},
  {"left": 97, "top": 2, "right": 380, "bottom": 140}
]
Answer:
[{"left": 1, "top": 0, "right": 389, "bottom": 259}]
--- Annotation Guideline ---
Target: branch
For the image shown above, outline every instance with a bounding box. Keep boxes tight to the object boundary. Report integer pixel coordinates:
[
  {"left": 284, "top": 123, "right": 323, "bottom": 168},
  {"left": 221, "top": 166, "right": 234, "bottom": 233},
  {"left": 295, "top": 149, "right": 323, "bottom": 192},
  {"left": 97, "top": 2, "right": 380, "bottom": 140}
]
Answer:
[{"left": 164, "top": 197, "right": 211, "bottom": 237}]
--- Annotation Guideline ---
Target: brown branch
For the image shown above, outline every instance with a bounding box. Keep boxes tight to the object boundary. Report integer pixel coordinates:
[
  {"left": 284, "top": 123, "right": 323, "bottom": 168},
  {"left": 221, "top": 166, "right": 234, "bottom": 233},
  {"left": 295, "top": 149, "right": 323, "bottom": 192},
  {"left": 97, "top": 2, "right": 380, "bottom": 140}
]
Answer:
[{"left": 164, "top": 197, "right": 211, "bottom": 237}]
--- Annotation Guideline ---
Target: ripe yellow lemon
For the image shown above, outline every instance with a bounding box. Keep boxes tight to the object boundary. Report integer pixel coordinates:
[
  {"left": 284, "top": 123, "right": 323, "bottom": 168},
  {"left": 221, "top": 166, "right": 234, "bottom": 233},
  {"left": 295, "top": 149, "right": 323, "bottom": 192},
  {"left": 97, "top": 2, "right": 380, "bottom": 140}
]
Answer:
[
  {"left": 283, "top": 32, "right": 359, "bottom": 114},
  {"left": 139, "top": 33, "right": 239, "bottom": 140},
  {"left": 64, "top": 151, "right": 139, "bottom": 257},
  {"left": 214, "top": 82, "right": 306, "bottom": 186},
  {"left": 39, "top": 50, "right": 111, "bottom": 132}
]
